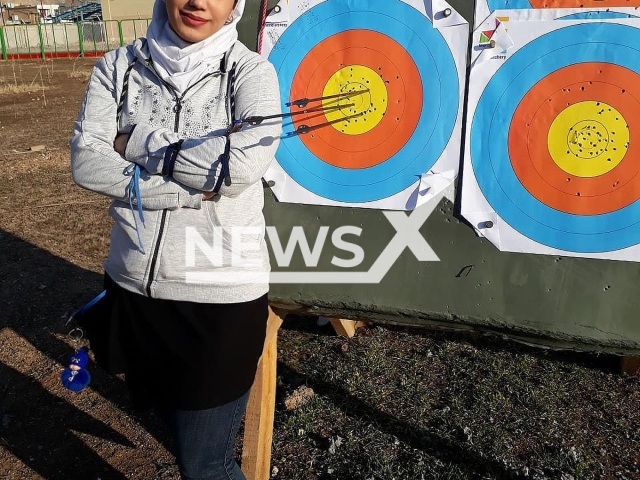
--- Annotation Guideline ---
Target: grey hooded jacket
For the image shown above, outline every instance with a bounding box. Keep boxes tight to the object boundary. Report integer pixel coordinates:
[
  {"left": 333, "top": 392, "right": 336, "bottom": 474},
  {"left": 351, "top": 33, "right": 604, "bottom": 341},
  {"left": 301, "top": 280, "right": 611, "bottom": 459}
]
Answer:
[{"left": 70, "top": 39, "right": 282, "bottom": 303}]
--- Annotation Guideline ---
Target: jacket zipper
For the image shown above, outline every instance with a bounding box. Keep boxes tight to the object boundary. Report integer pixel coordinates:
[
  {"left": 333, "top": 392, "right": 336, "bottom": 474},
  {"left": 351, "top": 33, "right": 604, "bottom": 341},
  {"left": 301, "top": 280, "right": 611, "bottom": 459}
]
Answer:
[
  {"left": 143, "top": 60, "right": 219, "bottom": 297},
  {"left": 174, "top": 100, "right": 182, "bottom": 132}
]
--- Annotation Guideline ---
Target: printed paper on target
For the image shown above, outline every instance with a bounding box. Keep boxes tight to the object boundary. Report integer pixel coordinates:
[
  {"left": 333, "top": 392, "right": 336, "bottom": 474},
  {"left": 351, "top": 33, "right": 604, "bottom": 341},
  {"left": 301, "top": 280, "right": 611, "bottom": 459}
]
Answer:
[
  {"left": 462, "top": 15, "right": 640, "bottom": 262},
  {"left": 475, "top": 7, "right": 640, "bottom": 31},
  {"left": 259, "top": 0, "right": 468, "bottom": 211},
  {"left": 474, "top": 0, "right": 640, "bottom": 28}
]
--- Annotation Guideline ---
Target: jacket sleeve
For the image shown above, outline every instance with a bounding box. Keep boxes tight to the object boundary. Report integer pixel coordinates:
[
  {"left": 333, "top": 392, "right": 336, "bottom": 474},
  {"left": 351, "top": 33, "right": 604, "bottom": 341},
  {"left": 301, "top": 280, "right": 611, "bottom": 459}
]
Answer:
[
  {"left": 123, "top": 58, "right": 283, "bottom": 198},
  {"left": 70, "top": 55, "right": 203, "bottom": 210}
]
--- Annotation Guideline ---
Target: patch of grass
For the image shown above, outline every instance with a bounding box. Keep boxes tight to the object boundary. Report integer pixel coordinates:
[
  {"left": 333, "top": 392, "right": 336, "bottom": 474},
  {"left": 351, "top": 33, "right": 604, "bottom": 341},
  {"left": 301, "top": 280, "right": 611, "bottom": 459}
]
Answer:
[
  {"left": 271, "top": 318, "right": 640, "bottom": 480},
  {"left": 68, "top": 70, "right": 92, "bottom": 81},
  {"left": 0, "top": 83, "right": 50, "bottom": 95}
]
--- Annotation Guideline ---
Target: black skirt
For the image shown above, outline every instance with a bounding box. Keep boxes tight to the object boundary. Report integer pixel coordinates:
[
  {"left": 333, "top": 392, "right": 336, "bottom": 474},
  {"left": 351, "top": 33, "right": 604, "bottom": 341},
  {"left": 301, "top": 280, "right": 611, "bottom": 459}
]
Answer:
[{"left": 80, "top": 272, "right": 268, "bottom": 411}]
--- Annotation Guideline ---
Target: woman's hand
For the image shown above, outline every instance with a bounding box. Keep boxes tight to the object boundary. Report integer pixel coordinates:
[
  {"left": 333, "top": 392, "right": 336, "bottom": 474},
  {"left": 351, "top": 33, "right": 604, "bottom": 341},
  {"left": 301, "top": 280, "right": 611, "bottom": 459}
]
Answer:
[
  {"left": 114, "top": 133, "right": 130, "bottom": 156},
  {"left": 114, "top": 130, "right": 215, "bottom": 203}
]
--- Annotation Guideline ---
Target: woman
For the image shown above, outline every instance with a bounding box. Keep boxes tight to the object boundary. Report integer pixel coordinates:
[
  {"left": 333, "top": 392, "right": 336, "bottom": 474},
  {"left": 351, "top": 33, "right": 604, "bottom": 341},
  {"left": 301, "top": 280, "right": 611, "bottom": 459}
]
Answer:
[{"left": 70, "top": 0, "right": 282, "bottom": 478}]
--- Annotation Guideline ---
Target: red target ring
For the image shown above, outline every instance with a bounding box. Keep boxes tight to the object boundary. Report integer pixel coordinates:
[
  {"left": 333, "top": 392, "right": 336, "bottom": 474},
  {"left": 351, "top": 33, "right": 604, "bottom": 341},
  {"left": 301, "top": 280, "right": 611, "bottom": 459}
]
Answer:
[
  {"left": 509, "top": 63, "right": 640, "bottom": 215},
  {"left": 529, "top": 0, "right": 640, "bottom": 8},
  {"left": 290, "top": 30, "right": 423, "bottom": 169}
]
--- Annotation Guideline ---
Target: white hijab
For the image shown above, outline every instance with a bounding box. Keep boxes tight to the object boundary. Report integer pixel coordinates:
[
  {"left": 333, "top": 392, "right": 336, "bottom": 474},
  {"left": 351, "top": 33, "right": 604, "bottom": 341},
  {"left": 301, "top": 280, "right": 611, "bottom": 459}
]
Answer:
[{"left": 145, "top": 0, "right": 245, "bottom": 95}]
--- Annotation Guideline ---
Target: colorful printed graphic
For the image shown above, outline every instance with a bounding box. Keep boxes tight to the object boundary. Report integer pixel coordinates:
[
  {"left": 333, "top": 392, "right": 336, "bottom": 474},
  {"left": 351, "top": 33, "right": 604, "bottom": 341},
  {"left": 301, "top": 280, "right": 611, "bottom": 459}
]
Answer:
[{"left": 479, "top": 19, "right": 499, "bottom": 45}]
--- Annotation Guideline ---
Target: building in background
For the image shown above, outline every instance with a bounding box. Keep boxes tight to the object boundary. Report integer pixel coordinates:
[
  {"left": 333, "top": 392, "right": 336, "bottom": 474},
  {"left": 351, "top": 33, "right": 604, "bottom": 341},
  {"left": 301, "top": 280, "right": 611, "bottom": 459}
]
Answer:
[
  {"left": 1, "top": 3, "right": 61, "bottom": 25},
  {"left": 38, "top": 3, "right": 59, "bottom": 19},
  {"left": 0, "top": 3, "right": 38, "bottom": 24},
  {"left": 100, "top": 0, "right": 152, "bottom": 21}
]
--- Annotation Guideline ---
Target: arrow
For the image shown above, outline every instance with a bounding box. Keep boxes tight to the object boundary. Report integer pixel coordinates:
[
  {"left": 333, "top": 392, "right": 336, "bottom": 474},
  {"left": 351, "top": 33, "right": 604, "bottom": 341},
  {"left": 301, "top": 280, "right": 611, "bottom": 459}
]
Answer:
[
  {"left": 286, "top": 111, "right": 366, "bottom": 137},
  {"left": 286, "top": 89, "right": 370, "bottom": 108}
]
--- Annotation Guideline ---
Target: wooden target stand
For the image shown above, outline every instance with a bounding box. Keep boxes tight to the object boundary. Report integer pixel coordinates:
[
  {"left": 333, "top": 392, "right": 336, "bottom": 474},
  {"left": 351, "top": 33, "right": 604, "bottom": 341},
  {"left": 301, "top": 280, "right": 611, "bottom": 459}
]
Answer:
[
  {"left": 240, "top": 307, "right": 638, "bottom": 480},
  {"left": 240, "top": 307, "right": 368, "bottom": 480},
  {"left": 621, "top": 356, "right": 640, "bottom": 376}
]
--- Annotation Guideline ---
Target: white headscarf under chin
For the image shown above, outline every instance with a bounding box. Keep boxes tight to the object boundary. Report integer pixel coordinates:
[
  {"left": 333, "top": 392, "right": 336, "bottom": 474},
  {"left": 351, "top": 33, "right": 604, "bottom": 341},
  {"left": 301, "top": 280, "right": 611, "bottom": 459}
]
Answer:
[{"left": 145, "top": 0, "right": 245, "bottom": 95}]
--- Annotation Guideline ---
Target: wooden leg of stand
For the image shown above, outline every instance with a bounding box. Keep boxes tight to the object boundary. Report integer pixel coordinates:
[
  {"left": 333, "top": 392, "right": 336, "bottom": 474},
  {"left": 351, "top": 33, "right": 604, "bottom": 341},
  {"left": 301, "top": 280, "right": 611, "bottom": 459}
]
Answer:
[
  {"left": 241, "top": 307, "right": 284, "bottom": 480},
  {"left": 329, "top": 318, "right": 368, "bottom": 338},
  {"left": 621, "top": 356, "right": 640, "bottom": 376}
]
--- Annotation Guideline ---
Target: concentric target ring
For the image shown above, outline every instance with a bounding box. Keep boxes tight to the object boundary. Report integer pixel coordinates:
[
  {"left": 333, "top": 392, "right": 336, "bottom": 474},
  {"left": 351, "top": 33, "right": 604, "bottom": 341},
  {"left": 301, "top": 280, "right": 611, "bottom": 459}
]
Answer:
[
  {"left": 268, "top": 0, "right": 459, "bottom": 203},
  {"left": 509, "top": 62, "right": 640, "bottom": 215},
  {"left": 486, "top": 0, "right": 640, "bottom": 12},
  {"left": 290, "top": 29, "right": 423, "bottom": 170},
  {"left": 471, "top": 23, "right": 640, "bottom": 252},
  {"left": 529, "top": 0, "right": 640, "bottom": 8},
  {"left": 558, "top": 11, "right": 639, "bottom": 20}
]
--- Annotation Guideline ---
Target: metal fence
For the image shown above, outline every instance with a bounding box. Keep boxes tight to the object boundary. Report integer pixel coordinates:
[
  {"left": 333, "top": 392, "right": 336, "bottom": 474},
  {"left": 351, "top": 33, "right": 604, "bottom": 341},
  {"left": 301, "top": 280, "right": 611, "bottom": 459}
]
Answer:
[{"left": 0, "top": 19, "right": 151, "bottom": 60}]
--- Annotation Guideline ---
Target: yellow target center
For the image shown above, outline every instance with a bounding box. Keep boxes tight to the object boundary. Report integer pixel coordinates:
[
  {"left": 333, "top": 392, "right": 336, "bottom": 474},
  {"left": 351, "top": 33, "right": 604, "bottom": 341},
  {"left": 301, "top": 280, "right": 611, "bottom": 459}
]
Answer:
[
  {"left": 547, "top": 101, "right": 629, "bottom": 177},
  {"left": 321, "top": 65, "right": 388, "bottom": 135}
]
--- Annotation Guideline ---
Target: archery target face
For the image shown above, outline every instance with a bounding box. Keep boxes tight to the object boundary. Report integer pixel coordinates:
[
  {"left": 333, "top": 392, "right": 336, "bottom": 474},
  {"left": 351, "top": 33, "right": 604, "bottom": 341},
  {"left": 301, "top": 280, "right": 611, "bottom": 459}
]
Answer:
[
  {"left": 464, "top": 20, "right": 640, "bottom": 258},
  {"left": 480, "top": 0, "right": 640, "bottom": 17},
  {"left": 289, "top": 29, "right": 423, "bottom": 171},
  {"left": 264, "top": 0, "right": 466, "bottom": 207},
  {"left": 474, "top": 3, "right": 640, "bottom": 32}
]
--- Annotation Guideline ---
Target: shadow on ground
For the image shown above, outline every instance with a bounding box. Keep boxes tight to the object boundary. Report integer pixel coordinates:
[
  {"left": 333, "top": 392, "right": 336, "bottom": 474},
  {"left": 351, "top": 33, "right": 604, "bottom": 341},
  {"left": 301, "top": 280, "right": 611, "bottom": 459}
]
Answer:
[{"left": 0, "top": 230, "right": 174, "bottom": 479}]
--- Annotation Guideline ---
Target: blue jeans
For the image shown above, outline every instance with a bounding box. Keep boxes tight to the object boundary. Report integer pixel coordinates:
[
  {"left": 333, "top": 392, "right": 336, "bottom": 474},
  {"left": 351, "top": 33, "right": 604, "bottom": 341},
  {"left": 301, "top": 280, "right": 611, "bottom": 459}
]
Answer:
[{"left": 169, "top": 388, "right": 251, "bottom": 480}]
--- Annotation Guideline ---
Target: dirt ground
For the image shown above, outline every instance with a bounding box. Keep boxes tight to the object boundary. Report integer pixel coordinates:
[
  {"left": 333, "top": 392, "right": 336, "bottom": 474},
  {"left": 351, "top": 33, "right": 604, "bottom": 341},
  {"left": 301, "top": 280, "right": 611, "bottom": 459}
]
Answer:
[{"left": 0, "top": 59, "right": 639, "bottom": 480}]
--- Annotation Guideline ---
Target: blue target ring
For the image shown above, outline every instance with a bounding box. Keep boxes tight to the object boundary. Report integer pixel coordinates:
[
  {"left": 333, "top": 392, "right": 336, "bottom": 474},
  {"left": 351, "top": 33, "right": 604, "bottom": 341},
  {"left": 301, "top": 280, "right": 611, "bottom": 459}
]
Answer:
[
  {"left": 486, "top": 0, "right": 532, "bottom": 10},
  {"left": 268, "top": 0, "right": 459, "bottom": 203},
  {"left": 558, "top": 11, "right": 639, "bottom": 19},
  {"left": 486, "top": 0, "right": 640, "bottom": 14},
  {"left": 471, "top": 23, "right": 640, "bottom": 252}
]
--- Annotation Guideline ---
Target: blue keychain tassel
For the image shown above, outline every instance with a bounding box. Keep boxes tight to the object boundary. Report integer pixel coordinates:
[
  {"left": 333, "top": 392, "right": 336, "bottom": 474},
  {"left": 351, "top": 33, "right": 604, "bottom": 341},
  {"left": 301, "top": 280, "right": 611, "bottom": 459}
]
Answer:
[
  {"left": 61, "top": 290, "right": 106, "bottom": 393},
  {"left": 61, "top": 346, "right": 91, "bottom": 392}
]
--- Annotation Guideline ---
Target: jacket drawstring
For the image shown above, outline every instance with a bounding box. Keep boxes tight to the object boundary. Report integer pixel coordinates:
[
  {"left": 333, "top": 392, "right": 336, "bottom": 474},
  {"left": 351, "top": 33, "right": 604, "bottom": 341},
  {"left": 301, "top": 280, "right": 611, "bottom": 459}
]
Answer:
[
  {"left": 118, "top": 58, "right": 146, "bottom": 254},
  {"left": 123, "top": 162, "right": 146, "bottom": 254}
]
